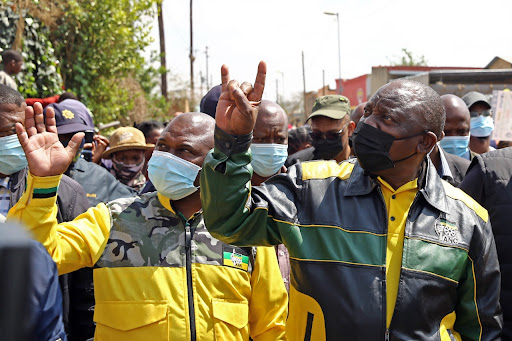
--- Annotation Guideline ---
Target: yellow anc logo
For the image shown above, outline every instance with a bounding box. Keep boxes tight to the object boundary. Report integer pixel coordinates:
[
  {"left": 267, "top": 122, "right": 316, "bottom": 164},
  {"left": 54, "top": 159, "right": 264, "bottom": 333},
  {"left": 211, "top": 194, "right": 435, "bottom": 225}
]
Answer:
[{"left": 62, "top": 110, "right": 75, "bottom": 119}]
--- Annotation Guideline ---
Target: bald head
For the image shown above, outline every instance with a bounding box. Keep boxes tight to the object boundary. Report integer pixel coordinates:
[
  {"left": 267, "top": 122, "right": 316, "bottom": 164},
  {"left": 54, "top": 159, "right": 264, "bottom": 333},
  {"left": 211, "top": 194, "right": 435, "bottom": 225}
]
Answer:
[
  {"left": 350, "top": 102, "right": 367, "bottom": 126},
  {"left": 373, "top": 79, "right": 445, "bottom": 137},
  {"left": 257, "top": 100, "right": 287, "bottom": 126},
  {"left": 155, "top": 112, "right": 216, "bottom": 169},
  {"left": 253, "top": 100, "right": 288, "bottom": 144},
  {"left": 440, "top": 94, "right": 470, "bottom": 137},
  {"left": 166, "top": 112, "right": 215, "bottom": 148}
]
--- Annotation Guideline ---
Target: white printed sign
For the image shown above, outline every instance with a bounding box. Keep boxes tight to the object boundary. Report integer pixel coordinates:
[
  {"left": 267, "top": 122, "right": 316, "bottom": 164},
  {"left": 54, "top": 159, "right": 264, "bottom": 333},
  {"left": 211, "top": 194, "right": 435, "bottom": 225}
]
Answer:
[{"left": 492, "top": 90, "right": 512, "bottom": 141}]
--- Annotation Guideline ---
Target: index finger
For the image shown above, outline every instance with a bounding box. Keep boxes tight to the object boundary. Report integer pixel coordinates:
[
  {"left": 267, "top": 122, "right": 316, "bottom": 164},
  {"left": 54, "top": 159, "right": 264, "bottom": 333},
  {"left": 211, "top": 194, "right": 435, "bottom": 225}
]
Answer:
[
  {"left": 248, "top": 61, "right": 266, "bottom": 102},
  {"left": 221, "top": 64, "right": 230, "bottom": 92},
  {"left": 45, "top": 106, "right": 58, "bottom": 134},
  {"left": 25, "top": 105, "right": 37, "bottom": 137}
]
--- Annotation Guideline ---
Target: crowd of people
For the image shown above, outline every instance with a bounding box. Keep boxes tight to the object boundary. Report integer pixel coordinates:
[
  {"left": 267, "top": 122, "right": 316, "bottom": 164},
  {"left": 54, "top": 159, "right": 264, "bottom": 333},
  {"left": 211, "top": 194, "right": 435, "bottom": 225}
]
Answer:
[{"left": 1, "top": 49, "right": 512, "bottom": 341}]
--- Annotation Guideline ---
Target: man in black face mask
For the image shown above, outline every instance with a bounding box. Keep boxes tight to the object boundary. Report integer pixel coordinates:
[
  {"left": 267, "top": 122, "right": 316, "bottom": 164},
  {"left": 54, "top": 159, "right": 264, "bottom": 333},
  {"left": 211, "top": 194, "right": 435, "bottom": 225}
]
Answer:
[
  {"left": 201, "top": 62, "right": 502, "bottom": 340},
  {"left": 285, "top": 95, "right": 354, "bottom": 167}
]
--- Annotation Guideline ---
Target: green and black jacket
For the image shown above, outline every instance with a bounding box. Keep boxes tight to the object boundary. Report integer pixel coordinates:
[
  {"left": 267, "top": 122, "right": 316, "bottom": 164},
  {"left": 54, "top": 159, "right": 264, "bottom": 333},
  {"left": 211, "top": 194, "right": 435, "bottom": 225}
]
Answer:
[{"left": 200, "top": 127, "right": 503, "bottom": 341}]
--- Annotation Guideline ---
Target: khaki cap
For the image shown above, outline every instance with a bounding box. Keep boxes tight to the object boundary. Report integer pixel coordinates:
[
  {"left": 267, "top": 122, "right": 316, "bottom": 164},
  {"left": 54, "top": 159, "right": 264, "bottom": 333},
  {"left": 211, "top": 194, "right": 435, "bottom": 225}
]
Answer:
[
  {"left": 307, "top": 95, "right": 351, "bottom": 121},
  {"left": 102, "top": 127, "right": 154, "bottom": 159}
]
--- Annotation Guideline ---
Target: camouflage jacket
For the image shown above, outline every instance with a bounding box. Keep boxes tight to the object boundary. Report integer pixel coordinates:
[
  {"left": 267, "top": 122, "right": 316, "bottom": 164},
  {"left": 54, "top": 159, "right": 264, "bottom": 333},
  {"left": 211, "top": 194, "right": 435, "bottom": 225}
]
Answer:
[
  {"left": 93, "top": 191, "right": 288, "bottom": 340},
  {"left": 8, "top": 173, "right": 288, "bottom": 341}
]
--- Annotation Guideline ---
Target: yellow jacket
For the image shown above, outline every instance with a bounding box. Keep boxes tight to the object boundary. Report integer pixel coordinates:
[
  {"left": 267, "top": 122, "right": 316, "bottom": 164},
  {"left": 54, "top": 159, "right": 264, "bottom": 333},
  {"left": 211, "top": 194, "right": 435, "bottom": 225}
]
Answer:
[{"left": 8, "top": 173, "right": 288, "bottom": 340}]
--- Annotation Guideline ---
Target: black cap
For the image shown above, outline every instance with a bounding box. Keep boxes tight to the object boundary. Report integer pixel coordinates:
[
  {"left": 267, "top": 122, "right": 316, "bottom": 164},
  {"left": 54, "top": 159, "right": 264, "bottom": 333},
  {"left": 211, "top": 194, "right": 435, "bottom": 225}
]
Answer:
[
  {"left": 200, "top": 85, "right": 221, "bottom": 118},
  {"left": 462, "top": 91, "right": 491, "bottom": 109},
  {"left": 45, "top": 99, "right": 93, "bottom": 134}
]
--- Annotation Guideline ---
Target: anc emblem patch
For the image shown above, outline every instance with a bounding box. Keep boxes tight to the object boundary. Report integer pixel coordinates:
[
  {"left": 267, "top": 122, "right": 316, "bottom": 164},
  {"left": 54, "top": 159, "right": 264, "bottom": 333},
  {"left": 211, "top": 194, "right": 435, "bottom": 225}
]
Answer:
[
  {"left": 223, "top": 247, "right": 249, "bottom": 271},
  {"left": 435, "top": 218, "right": 460, "bottom": 244},
  {"left": 62, "top": 109, "right": 75, "bottom": 119}
]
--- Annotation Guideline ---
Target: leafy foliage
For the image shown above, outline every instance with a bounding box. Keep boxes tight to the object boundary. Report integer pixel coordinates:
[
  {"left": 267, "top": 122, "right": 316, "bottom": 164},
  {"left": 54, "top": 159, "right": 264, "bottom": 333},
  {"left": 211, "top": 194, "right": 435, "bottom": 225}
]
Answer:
[
  {"left": 388, "top": 48, "right": 428, "bottom": 67},
  {"left": 51, "top": 0, "right": 163, "bottom": 125},
  {"left": 0, "top": 5, "right": 63, "bottom": 98},
  {"left": 1, "top": 0, "right": 171, "bottom": 126}
]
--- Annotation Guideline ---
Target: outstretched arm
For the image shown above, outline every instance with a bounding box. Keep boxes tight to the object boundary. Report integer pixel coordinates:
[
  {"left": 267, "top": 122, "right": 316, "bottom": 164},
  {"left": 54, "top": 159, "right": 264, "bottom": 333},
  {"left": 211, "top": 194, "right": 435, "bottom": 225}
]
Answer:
[
  {"left": 8, "top": 103, "right": 111, "bottom": 274},
  {"left": 201, "top": 62, "right": 300, "bottom": 247}
]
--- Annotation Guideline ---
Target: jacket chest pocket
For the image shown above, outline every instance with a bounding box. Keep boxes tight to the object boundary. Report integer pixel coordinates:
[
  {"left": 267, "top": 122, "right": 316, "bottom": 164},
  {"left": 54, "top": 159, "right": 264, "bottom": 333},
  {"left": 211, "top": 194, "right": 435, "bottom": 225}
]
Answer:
[
  {"left": 93, "top": 301, "right": 169, "bottom": 340},
  {"left": 212, "top": 299, "right": 249, "bottom": 340}
]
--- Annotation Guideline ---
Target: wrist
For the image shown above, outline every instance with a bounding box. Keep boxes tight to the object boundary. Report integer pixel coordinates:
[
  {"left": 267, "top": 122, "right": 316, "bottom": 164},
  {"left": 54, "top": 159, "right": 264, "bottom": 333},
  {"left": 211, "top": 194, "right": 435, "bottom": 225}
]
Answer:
[{"left": 214, "top": 125, "right": 252, "bottom": 156}]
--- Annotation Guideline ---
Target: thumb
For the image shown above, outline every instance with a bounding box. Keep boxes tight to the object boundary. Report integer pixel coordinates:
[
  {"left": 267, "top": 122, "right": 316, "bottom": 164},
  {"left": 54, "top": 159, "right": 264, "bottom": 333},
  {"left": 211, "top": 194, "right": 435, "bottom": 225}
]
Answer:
[{"left": 65, "top": 132, "right": 85, "bottom": 159}]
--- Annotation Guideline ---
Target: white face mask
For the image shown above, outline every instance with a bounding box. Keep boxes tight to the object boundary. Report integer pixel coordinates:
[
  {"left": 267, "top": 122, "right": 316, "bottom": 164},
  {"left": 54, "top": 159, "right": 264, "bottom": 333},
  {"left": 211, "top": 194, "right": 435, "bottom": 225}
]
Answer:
[
  {"left": 147, "top": 151, "right": 201, "bottom": 200},
  {"left": 0, "top": 134, "right": 27, "bottom": 175},
  {"left": 250, "top": 143, "right": 288, "bottom": 177}
]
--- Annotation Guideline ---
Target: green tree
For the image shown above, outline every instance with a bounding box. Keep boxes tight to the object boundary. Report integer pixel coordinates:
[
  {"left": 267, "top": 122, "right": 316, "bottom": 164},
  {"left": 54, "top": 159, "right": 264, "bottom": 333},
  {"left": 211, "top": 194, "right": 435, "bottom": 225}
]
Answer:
[
  {"left": 51, "top": 0, "right": 164, "bottom": 125},
  {"left": 0, "top": 4, "right": 63, "bottom": 98},
  {"left": 388, "top": 48, "right": 428, "bottom": 66}
]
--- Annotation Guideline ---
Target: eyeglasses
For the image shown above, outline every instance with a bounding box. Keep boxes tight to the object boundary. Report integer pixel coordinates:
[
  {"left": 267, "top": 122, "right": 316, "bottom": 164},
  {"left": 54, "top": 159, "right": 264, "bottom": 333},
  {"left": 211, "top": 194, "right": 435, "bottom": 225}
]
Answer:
[
  {"left": 310, "top": 123, "right": 349, "bottom": 140},
  {"left": 470, "top": 109, "right": 492, "bottom": 118}
]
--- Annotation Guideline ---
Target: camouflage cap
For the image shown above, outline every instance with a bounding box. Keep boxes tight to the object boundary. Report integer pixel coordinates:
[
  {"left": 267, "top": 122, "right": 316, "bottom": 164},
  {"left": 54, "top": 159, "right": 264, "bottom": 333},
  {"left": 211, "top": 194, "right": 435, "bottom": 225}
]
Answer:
[{"left": 307, "top": 95, "right": 351, "bottom": 121}]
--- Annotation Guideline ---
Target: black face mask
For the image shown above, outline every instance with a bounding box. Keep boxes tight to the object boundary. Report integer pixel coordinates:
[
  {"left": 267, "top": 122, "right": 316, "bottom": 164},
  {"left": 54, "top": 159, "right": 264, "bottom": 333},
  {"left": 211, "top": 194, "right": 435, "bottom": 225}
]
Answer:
[
  {"left": 312, "top": 138, "right": 344, "bottom": 160},
  {"left": 352, "top": 123, "right": 424, "bottom": 173}
]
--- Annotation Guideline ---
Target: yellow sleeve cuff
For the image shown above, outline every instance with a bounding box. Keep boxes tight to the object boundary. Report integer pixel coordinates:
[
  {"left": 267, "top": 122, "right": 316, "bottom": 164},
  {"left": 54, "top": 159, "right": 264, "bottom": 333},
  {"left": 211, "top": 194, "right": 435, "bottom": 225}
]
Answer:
[{"left": 17, "top": 172, "right": 63, "bottom": 208}]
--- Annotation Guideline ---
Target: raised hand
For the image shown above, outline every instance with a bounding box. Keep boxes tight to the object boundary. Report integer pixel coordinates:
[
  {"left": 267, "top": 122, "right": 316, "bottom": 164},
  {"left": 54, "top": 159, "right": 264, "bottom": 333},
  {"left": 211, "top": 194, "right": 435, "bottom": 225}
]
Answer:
[
  {"left": 15, "top": 102, "right": 84, "bottom": 177},
  {"left": 215, "top": 61, "right": 266, "bottom": 135}
]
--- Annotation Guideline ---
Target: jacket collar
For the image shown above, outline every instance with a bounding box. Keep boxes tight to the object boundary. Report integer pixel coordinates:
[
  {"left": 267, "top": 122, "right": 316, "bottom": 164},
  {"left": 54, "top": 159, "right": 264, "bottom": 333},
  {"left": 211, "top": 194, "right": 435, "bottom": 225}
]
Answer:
[
  {"left": 345, "top": 158, "right": 448, "bottom": 213},
  {"left": 9, "top": 166, "right": 28, "bottom": 193}
]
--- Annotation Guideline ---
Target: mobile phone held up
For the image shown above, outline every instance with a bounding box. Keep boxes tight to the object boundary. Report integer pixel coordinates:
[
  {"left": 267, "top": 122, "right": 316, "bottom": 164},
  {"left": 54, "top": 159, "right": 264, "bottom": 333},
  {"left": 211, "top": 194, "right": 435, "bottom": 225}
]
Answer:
[{"left": 82, "top": 130, "right": 94, "bottom": 162}]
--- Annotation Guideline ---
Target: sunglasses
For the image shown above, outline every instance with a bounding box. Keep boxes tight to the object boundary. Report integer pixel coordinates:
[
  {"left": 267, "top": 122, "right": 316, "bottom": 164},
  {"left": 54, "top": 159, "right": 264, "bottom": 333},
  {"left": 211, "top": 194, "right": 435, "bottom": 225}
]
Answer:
[
  {"left": 470, "top": 110, "right": 492, "bottom": 118},
  {"left": 310, "top": 123, "right": 349, "bottom": 140}
]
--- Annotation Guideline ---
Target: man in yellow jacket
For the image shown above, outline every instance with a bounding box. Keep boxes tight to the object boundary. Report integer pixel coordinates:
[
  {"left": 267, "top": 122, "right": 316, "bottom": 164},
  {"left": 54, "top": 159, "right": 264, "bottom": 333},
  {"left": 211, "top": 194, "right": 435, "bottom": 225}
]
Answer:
[{"left": 8, "top": 104, "right": 288, "bottom": 340}]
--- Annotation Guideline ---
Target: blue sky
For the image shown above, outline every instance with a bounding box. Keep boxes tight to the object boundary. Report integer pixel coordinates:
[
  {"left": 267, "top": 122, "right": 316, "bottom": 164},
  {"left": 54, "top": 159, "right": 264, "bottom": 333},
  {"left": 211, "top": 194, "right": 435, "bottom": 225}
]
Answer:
[{"left": 150, "top": 0, "right": 512, "bottom": 105}]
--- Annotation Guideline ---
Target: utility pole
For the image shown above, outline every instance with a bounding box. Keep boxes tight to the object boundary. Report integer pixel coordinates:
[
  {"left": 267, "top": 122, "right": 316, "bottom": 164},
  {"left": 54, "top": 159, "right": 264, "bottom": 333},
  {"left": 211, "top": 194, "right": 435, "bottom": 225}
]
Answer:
[
  {"left": 322, "top": 69, "right": 326, "bottom": 95},
  {"left": 205, "top": 46, "right": 209, "bottom": 90},
  {"left": 157, "top": 1, "right": 168, "bottom": 100},
  {"left": 276, "top": 78, "right": 279, "bottom": 103},
  {"left": 189, "top": 0, "right": 195, "bottom": 104},
  {"left": 324, "top": 11, "right": 342, "bottom": 94},
  {"left": 302, "top": 51, "right": 307, "bottom": 121}
]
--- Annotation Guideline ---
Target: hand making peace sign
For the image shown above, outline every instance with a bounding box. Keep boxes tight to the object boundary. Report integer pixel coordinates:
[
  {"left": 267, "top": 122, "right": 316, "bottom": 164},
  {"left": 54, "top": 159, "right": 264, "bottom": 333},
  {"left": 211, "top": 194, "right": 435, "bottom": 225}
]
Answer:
[{"left": 215, "top": 61, "right": 267, "bottom": 135}]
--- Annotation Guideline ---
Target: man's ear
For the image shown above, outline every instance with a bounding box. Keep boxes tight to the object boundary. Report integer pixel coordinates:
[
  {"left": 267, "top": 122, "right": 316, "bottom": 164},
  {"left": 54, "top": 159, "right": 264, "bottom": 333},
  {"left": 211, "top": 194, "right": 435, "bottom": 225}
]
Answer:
[
  {"left": 347, "top": 121, "right": 356, "bottom": 136},
  {"left": 439, "top": 131, "right": 445, "bottom": 141},
  {"left": 418, "top": 131, "right": 438, "bottom": 153}
]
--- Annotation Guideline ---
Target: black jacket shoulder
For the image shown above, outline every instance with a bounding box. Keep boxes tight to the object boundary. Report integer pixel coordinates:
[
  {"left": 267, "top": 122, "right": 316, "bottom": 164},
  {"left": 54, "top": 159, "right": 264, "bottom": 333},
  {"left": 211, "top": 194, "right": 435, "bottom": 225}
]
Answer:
[
  {"left": 285, "top": 146, "right": 315, "bottom": 168},
  {"left": 442, "top": 150, "right": 470, "bottom": 187}
]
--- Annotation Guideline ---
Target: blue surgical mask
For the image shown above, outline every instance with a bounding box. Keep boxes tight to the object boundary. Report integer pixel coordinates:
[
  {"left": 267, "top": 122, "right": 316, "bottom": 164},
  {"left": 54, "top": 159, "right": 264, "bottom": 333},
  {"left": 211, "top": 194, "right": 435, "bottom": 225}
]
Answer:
[
  {"left": 439, "top": 136, "right": 470, "bottom": 158},
  {"left": 147, "top": 150, "right": 201, "bottom": 200},
  {"left": 470, "top": 116, "right": 494, "bottom": 137},
  {"left": 250, "top": 143, "right": 288, "bottom": 177},
  {"left": 0, "top": 134, "right": 28, "bottom": 176}
]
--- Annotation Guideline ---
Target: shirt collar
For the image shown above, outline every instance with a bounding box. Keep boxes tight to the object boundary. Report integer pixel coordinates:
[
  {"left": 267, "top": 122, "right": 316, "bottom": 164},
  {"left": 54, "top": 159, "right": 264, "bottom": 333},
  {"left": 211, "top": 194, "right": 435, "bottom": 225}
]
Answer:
[
  {"left": 377, "top": 176, "right": 418, "bottom": 194},
  {"left": 436, "top": 146, "right": 454, "bottom": 181},
  {"left": 0, "top": 177, "right": 10, "bottom": 190}
]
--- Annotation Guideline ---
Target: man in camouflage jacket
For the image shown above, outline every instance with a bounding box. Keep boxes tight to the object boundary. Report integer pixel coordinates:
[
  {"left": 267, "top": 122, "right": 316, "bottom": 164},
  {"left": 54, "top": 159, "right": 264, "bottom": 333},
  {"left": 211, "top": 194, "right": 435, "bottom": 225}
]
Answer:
[{"left": 7, "top": 108, "right": 288, "bottom": 340}]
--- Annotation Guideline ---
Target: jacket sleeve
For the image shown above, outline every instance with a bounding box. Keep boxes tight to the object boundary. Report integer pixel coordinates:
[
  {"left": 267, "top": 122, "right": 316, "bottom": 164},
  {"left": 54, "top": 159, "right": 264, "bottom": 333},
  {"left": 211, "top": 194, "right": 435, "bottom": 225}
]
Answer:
[
  {"left": 58, "top": 174, "right": 91, "bottom": 221},
  {"left": 29, "top": 241, "right": 67, "bottom": 341},
  {"left": 6, "top": 173, "right": 112, "bottom": 275},
  {"left": 200, "top": 146, "right": 301, "bottom": 247},
  {"left": 454, "top": 217, "right": 503, "bottom": 340},
  {"left": 249, "top": 246, "right": 288, "bottom": 341}
]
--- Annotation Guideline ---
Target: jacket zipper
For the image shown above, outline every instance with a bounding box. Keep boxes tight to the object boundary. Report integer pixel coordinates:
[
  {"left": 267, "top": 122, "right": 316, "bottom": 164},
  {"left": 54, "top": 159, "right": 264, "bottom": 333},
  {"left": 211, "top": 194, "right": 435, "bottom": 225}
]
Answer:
[
  {"left": 379, "top": 186, "right": 422, "bottom": 341},
  {"left": 185, "top": 221, "right": 197, "bottom": 341},
  {"left": 376, "top": 186, "right": 389, "bottom": 340}
]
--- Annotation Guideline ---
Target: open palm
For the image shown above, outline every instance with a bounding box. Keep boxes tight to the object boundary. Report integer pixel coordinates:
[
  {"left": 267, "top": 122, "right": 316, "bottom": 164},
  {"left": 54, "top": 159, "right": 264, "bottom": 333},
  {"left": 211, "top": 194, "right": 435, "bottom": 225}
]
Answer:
[
  {"left": 15, "top": 103, "right": 84, "bottom": 177},
  {"left": 215, "top": 61, "right": 266, "bottom": 135}
]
